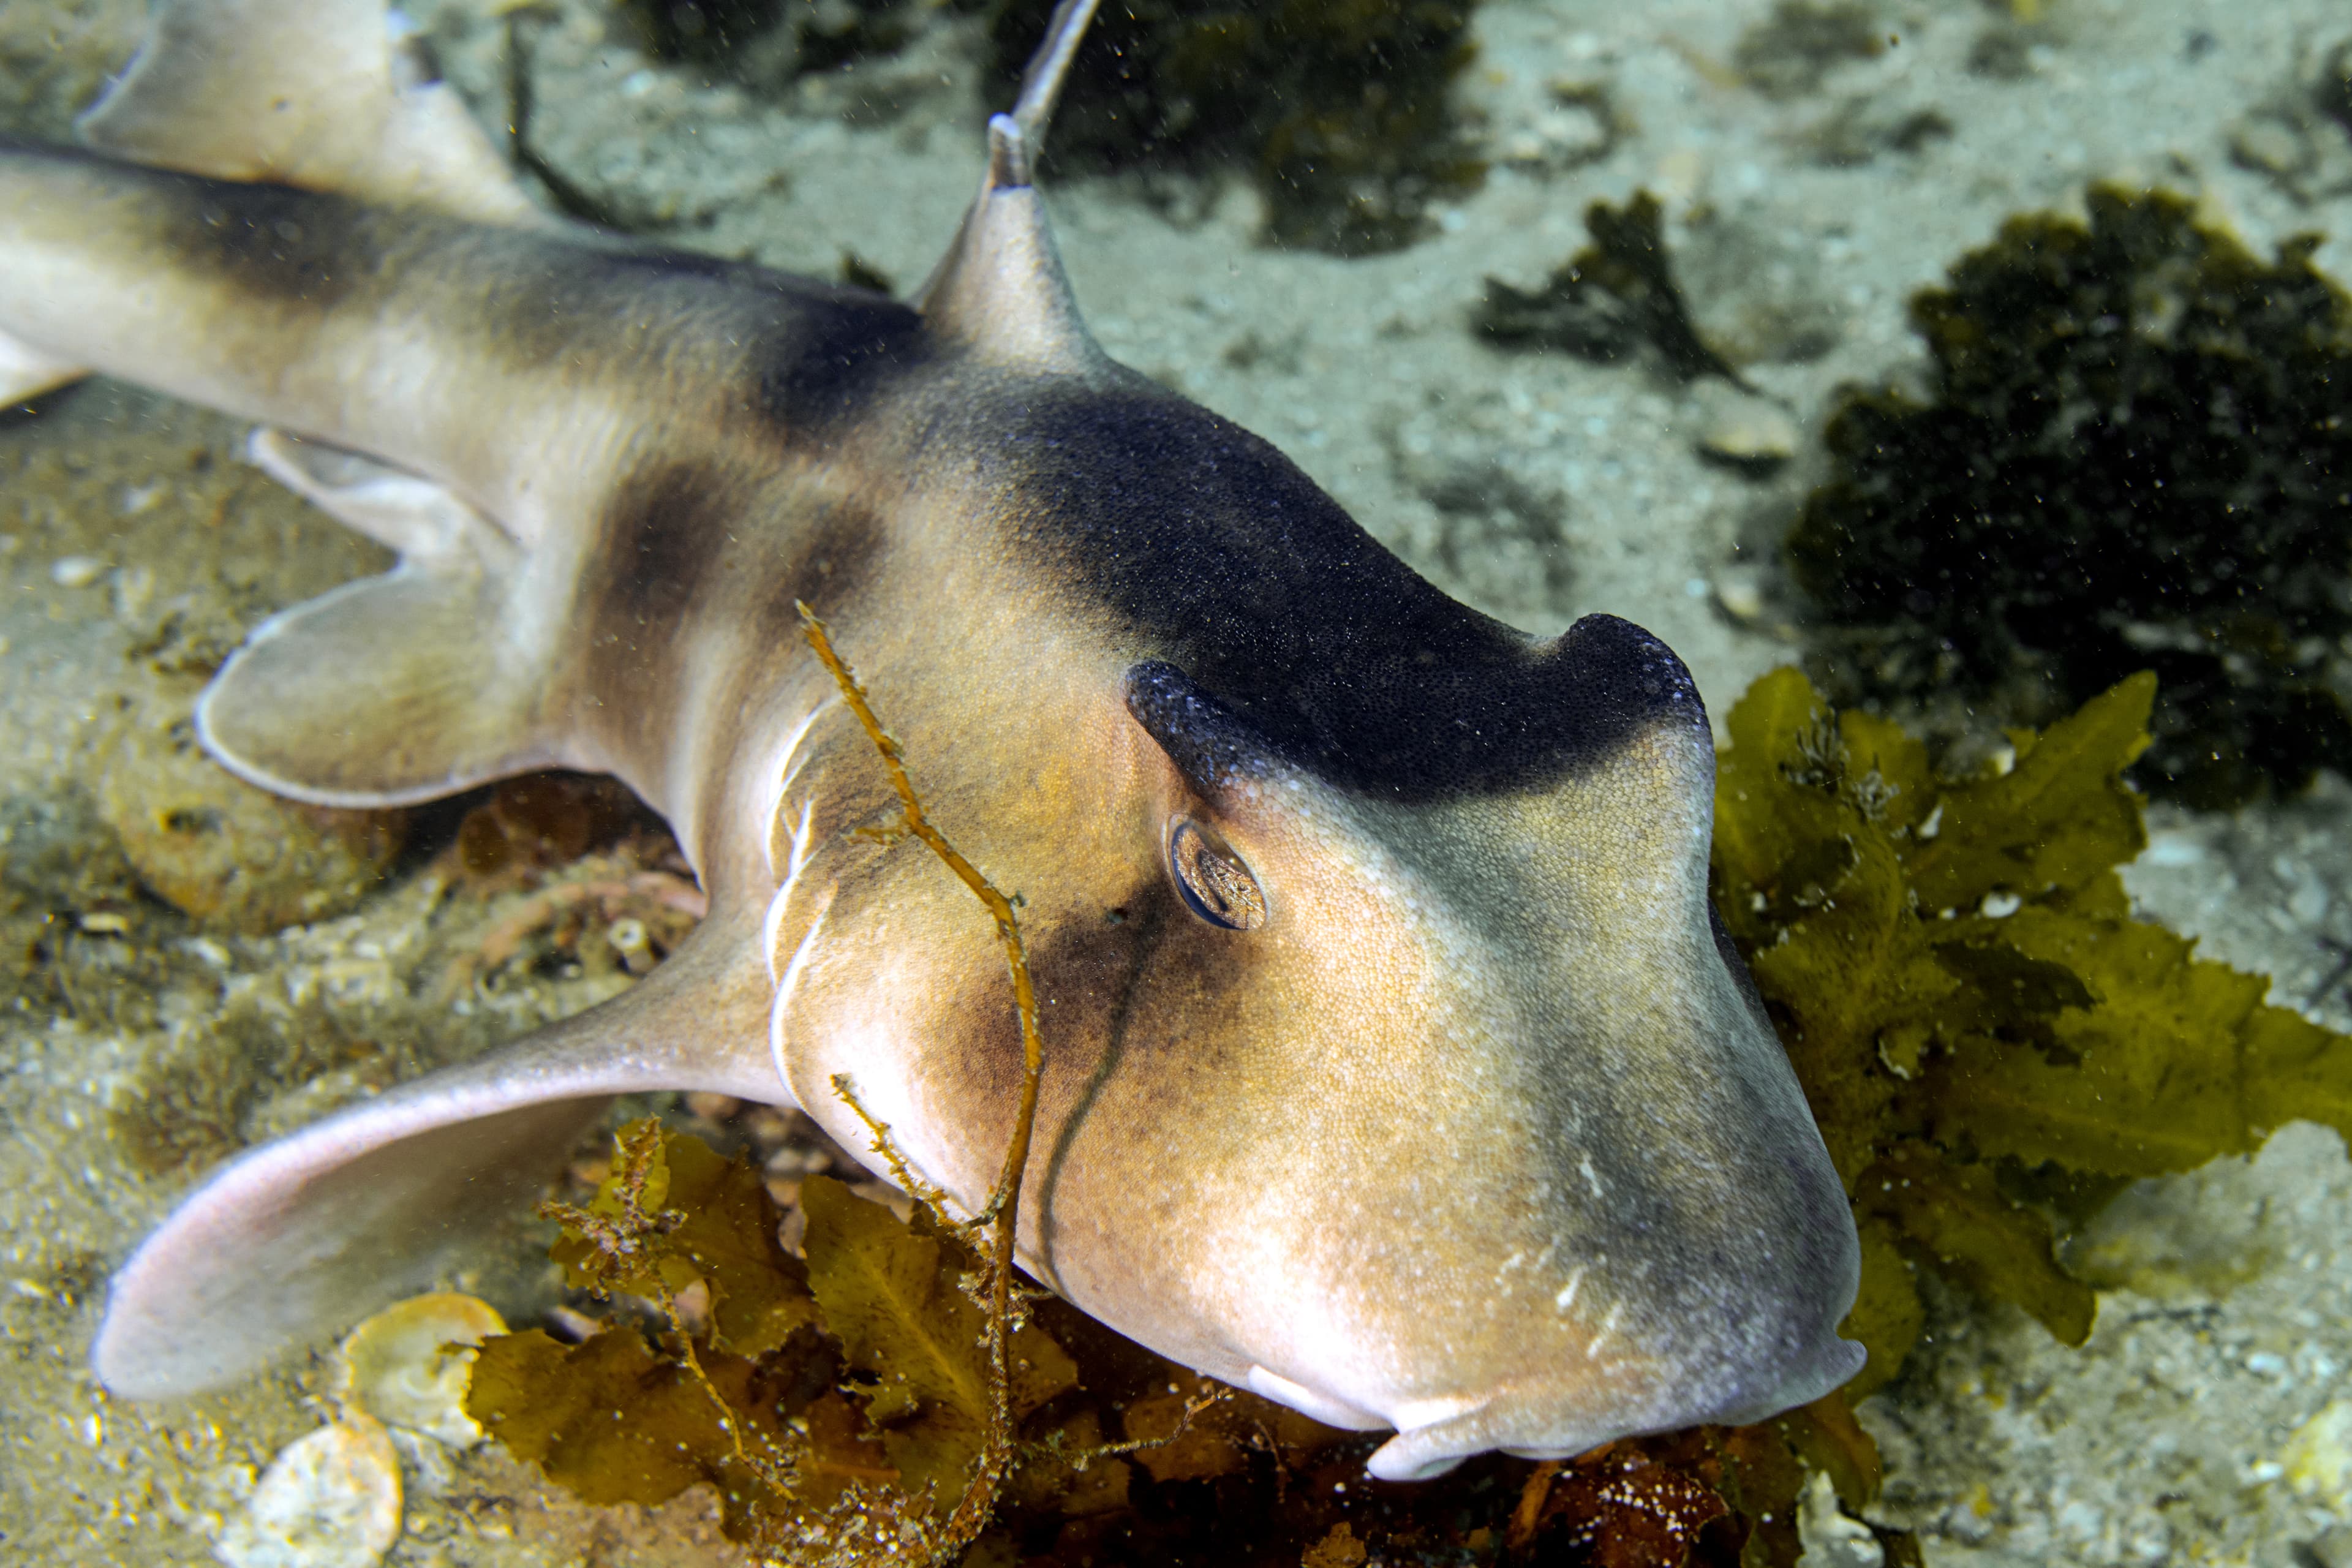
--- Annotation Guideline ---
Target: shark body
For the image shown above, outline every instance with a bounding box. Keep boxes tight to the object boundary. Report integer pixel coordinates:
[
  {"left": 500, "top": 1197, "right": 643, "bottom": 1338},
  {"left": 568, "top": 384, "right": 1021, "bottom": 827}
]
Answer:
[{"left": 0, "top": 0, "right": 1861, "bottom": 1481}]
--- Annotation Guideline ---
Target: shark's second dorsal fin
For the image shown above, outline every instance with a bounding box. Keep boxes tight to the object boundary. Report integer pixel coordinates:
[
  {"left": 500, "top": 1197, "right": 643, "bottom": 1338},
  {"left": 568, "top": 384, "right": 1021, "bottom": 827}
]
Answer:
[
  {"left": 77, "top": 0, "right": 540, "bottom": 227},
  {"left": 916, "top": 0, "right": 1104, "bottom": 371}
]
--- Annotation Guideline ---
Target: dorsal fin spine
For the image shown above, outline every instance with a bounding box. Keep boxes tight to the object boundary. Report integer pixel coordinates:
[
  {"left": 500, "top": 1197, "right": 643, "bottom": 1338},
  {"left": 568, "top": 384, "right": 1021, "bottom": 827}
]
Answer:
[
  {"left": 1005, "top": 0, "right": 1101, "bottom": 182},
  {"left": 915, "top": 0, "right": 1103, "bottom": 370}
]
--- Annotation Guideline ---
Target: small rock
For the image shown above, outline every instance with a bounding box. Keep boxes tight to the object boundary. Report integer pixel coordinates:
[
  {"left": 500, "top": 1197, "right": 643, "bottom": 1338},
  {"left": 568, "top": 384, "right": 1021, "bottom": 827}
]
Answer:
[
  {"left": 2228, "top": 116, "right": 2309, "bottom": 178},
  {"left": 684, "top": 1090, "right": 740, "bottom": 1121},
  {"left": 97, "top": 715, "right": 402, "bottom": 934},
  {"left": 1796, "top": 1469, "right": 1883, "bottom": 1568},
  {"left": 2284, "top": 1400, "right": 2352, "bottom": 1509},
  {"left": 1938, "top": 1489, "right": 1997, "bottom": 1544},
  {"left": 1654, "top": 147, "right": 1706, "bottom": 211},
  {"left": 112, "top": 562, "right": 156, "bottom": 621},
  {"left": 1694, "top": 390, "right": 1800, "bottom": 472},
  {"left": 336, "top": 1292, "right": 506, "bottom": 1450},
  {"left": 50, "top": 554, "right": 105, "bottom": 587},
  {"left": 1500, "top": 81, "right": 1617, "bottom": 170},
  {"left": 213, "top": 1416, "right": 402, "bottom": 1568},
  {"left": 1713, "top": 564, "right": 1769, "bottom": 624}
]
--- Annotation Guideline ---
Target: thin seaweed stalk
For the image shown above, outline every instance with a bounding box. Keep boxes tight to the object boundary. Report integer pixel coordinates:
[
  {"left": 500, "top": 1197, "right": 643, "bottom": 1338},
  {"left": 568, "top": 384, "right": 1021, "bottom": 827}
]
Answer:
[{"left": 796, "top": 602, "right": 1048, "bottom": 1562}]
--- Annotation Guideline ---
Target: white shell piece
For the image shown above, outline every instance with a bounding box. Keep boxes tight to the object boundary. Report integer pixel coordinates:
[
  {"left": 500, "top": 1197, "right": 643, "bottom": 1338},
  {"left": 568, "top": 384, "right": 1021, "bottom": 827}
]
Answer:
[
  {"left": 213, "top": 1415, "right": 402, "bottom": 1568},
  {"left": 336, "top": 1291, "right": 507, "bottom": 1449}
]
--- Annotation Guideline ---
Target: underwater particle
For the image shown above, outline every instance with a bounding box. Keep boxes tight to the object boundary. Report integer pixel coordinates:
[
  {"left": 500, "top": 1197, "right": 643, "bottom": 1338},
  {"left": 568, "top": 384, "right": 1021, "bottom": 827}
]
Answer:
[
  {"left": 97, "top": 715, "right": 402, "bottom": 932},
  {"left": 1734, "top": 1, "right": 1888, "bottom": 100},
  {"left": 1476, "top": 192, "right": 1744, "bottom": 382},
  {"left": 213, "top": 1415, "right": 402, "bottom": 1568},
  {"left": 336, "top": 1292, "right": 506, "bottom": 1449},
  {"left": 984, "top": 0, "right": 1484, "bottom": 256},
  {"left": 1786, "top": 184, "right": 2352, "bottom": 808}
]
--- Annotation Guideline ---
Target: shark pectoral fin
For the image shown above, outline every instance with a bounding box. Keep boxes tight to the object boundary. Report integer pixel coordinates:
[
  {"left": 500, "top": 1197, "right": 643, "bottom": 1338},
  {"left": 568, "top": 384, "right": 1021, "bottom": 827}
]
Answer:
[
  {"left": 94, "top": 915, "right": 775, "bottom": 1400},
  {"left": 99, "top": 1093, "right": 608, "bottom": 1401},
  {"left": 0, "top": 332, "right": 86, "bottom": 406},
  {"left": 77, "top": 0, "right": 543, "bottom": 228},
  {"left": 195, "top": 567, "right": 552, "bottom": 807},
  {"left": 197, "top": 437, "right": 554, "bottom": 808}
]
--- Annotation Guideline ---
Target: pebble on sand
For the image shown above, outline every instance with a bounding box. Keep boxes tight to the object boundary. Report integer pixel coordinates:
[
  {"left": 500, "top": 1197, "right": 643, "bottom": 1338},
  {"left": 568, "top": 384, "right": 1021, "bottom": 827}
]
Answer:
[
  {"left": 96, "top": 712, "right": 403, "bottom": 934},
  {"left": 2284, "top": 1400, "right": 2352, "bottom": 1510},
  {"left": 212, "top": 1415, "right": 402, "bottom": 1568},
  {"left": 1692, "top": 387, "right": 1799, "bottom": 472}
]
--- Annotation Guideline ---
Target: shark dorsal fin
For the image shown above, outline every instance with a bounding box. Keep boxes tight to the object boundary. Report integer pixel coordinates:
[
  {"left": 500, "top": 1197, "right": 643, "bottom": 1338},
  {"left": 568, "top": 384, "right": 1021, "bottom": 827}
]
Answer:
[
  {"left": 916, "top": 0, "right": 1104, "bottom": 371},
  {"left": 77, "top": 0, "right": 541, "bottom": 227}
]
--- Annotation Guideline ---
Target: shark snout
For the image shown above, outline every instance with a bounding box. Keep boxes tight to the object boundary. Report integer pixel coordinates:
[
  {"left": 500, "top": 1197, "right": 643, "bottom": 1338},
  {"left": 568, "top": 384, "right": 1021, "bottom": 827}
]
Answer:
[
  {"left": 1358, "top": 1322, "right": 1868, "bottom": 1482},
  {"left": 1194, "top": 962, "right": 1869, "bottom": 1482},
  {"left": 1203, "top": 1112, "right": 1867, "bottom": 1483}
]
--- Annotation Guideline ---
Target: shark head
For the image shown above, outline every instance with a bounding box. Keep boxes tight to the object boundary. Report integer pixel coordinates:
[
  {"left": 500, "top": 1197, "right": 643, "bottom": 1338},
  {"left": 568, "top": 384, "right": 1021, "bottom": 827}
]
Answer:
[
  {"left": 764, "top": 390, "right": 1866, "bottom": 1477},
  {"left": 1112, "top": 639, "right": 1863, "bottom": 1479}
]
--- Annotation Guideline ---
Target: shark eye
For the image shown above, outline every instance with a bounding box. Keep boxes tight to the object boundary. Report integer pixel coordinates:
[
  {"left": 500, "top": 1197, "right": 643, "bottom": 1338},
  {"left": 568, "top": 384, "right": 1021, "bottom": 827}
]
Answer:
[{"left": 1168, "top": 820, "right": 1267, "bottom": 930}]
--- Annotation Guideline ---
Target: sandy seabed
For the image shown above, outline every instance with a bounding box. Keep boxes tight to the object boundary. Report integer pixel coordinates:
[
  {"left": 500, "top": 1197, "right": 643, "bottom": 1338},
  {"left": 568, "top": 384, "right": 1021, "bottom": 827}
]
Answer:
[{"left": 4, "top": 0, "right": 2352, "bottom": 1562}]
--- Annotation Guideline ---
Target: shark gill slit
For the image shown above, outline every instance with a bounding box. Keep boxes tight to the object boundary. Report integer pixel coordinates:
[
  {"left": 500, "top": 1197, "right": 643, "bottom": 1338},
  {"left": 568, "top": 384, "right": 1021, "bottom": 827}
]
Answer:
[
  {"left": 758, "top": 695, "right": 835, "bottom": 883},
  {"left": 768, "top": 891, "right": 835, "bottom": 1092}
]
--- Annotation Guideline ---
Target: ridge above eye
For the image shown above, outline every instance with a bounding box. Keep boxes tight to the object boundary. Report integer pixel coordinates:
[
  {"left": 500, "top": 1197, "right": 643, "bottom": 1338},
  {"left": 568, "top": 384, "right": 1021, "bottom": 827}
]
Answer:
[{"left": 1167, "top": 818, "right": 1267, "bottom": 931}]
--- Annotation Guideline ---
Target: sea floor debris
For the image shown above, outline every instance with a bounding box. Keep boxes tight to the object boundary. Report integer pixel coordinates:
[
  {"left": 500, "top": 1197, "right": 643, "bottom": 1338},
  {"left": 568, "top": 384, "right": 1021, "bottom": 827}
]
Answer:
[{"left": 211, "top": 1416, "right": 402, "bottom": 1568}]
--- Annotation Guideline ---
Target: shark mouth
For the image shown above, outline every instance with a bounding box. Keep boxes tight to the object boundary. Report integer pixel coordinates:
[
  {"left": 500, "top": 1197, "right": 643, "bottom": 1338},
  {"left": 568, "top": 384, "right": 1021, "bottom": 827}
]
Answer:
[{"left": 1251, "top": 1327, "right": 1870, "bottom": 1485}]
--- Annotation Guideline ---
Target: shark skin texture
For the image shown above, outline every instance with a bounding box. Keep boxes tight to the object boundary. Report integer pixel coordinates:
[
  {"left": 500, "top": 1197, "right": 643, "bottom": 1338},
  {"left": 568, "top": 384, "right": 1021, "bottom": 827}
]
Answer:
[{"left": 0, "top": 0, "right": 1863, "bottom": 1482}]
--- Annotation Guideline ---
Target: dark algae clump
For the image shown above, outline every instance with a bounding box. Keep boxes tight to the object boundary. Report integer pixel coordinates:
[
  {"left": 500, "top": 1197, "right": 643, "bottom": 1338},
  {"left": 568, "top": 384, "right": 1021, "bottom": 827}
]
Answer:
[
  {"left": 984, "top": 0, "right": 1484, "bottom": 255},
  {"left": 1789, "top": 184, "right": 2352, "bottom": 808},
  {"left": 1732, "top": 0, "right": 1890, "bottom": 100},
  {"left": 1476, "top": 190, "right": 1747, "bottom": 382},
  {"left": 1713, "top": 667, "right": 2352, "bottom": 1395}
]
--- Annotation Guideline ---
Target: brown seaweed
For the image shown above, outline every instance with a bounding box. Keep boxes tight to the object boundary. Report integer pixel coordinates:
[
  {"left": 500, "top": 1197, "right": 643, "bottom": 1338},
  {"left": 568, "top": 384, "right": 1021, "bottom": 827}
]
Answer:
[{"left": 1713, "top": 666, "right": 2352, "bottom": 1393}]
